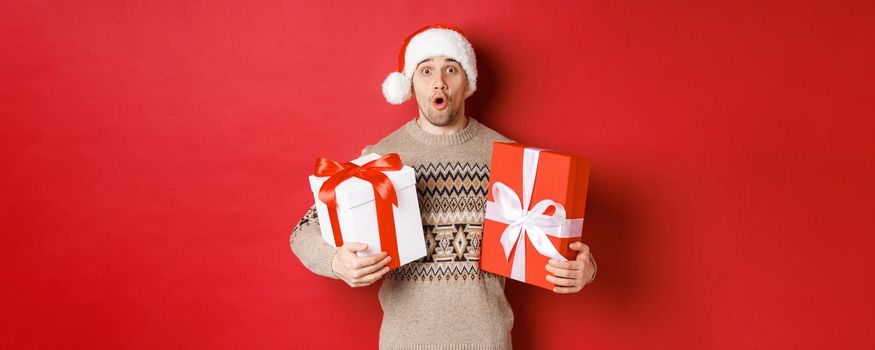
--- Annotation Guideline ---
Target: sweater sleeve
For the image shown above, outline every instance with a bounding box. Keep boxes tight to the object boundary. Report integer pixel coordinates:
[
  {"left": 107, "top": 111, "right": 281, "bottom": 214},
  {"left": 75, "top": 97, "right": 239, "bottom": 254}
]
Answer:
[{"left": 289, "top": 204, "right": 340, "bottom": 279}]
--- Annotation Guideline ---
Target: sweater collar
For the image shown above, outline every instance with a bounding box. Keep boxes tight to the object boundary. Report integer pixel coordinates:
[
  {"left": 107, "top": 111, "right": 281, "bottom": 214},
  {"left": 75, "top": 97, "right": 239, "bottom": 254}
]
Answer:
[{"left": 404, "top": 116, "right": 481, "bottom": 146}]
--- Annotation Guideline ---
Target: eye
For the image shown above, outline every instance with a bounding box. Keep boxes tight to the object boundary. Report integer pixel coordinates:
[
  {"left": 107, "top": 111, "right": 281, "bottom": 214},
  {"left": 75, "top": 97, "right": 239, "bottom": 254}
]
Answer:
[
  {"left": 421, "top": 68, "right": 430, "bottom": 75},
  {"left": 447, "top": 67, "right": 456, "bottom": 73}
]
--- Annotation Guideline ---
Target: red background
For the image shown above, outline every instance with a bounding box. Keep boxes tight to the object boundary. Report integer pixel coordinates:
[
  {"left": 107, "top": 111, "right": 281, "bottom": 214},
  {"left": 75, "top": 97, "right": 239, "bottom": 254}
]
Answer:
[{"left": 2, "top": 1, "right": 873, "bottom": 348}]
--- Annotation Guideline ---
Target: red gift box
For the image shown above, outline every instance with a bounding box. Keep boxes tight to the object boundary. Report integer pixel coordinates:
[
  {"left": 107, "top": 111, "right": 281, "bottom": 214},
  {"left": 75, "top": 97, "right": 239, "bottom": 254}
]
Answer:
[{"left": 480, "top": 142, "right": 591, "bottom": 290}]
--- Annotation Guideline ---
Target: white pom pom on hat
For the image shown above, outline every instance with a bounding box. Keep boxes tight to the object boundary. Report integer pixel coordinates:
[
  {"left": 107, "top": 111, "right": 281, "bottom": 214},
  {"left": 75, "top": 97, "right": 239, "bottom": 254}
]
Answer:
[
  {"left": 382, "top": 71, "right": 411, "bottom": 105},
  {"left": 381, "top": 23, "right": 478, "bottom": 105}
]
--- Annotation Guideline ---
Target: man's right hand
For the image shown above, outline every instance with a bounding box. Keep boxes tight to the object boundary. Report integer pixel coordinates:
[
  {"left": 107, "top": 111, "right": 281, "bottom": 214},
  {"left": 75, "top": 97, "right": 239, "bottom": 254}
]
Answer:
[{"left": 331, "top": 242, "right": 392, "bottom": 287}]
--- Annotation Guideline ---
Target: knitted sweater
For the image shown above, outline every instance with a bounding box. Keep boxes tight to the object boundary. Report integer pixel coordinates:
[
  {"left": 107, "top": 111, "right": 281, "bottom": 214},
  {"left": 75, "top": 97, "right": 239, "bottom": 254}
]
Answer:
[{"left": 290, "top": 117, "right": 592, "bottom": 349}]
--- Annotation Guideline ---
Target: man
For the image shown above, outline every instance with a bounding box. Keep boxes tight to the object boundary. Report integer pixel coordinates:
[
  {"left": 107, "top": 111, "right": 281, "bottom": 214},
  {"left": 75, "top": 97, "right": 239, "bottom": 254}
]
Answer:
[{"left": 290, "top": 23, "right": 597, "bottom": 349}]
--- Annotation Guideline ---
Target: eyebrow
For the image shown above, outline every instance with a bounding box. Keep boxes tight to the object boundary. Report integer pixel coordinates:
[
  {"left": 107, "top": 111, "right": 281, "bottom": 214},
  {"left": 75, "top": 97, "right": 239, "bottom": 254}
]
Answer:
[{"left": 417, "top": 58, "right": 461, "bottom": 67}]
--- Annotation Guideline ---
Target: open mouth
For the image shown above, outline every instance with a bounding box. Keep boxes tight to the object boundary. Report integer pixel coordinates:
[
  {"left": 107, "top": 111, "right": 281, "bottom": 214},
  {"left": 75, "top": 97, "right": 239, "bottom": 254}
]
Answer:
[{"left": 432, "top": 95, "right": 447, "bottom": 110}]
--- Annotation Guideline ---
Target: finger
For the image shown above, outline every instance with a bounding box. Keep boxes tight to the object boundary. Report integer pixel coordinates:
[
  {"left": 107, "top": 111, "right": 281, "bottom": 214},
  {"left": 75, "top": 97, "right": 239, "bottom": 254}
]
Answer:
[
  {"left": 350, "top": 251, "right": 388, "bottom": 269},
  {"left": 553, "top": 286, "right": 582, "bottom": 294},
  {"left": 576, "top": 249, "right": 592, "bottom": 262},
  {"left": 546, "top": 274, "right": 577, "bottom": 287},
  {"left": 548, "top": 259, "right": 579, "bottom": 270},
  {"left": 353, "top": 255, "right": 391, "bottom": 277},
  {"left": 356, "top": 266, "right": 391, "bottom": 284},
  {"left": 346, "top": 280, "right": 363, "bottom": 288},
  {"left": 545, "top": 264, "right": 579, "bottom": 279},
  {"left": 569, "top": 242, "right": 589, "bottom": 253},
  {"left": 344, "top": 242, "right": 369, "bottom": 253}
]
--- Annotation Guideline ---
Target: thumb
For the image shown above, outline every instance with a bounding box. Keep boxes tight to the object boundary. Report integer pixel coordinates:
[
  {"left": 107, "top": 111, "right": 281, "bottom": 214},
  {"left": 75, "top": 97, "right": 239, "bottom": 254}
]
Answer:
[
  {"left": 569, "top": 241, "right": 588, "bottom": 251},
  {"left": 344, "top": 242, "right": 368, "bottom": 252}
]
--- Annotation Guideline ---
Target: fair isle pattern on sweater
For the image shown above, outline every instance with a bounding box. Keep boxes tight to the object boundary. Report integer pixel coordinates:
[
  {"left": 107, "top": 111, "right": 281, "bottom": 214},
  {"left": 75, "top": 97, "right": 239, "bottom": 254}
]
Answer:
[{"left": 387, "top": 162, "right": 492, "bottom": 282}]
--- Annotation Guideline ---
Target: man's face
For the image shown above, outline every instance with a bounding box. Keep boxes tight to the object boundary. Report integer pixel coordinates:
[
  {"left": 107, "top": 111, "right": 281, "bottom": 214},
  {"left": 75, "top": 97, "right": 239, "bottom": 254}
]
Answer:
[{"left": 411, "top": 56, "right": 468, "bottom": 127}]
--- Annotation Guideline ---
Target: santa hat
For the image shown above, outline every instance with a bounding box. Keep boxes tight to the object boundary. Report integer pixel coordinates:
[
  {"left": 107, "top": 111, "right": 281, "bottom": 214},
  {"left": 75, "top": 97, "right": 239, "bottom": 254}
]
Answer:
[{"left": 381, "top": 23, "right": 477, "bottom": 104}]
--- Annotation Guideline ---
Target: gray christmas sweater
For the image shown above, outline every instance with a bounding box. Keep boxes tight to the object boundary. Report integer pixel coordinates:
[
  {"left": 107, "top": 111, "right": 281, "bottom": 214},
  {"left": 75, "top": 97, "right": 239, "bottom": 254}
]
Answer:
[{"left": 290, "top": 117, "right": 596, "bottom": 350}]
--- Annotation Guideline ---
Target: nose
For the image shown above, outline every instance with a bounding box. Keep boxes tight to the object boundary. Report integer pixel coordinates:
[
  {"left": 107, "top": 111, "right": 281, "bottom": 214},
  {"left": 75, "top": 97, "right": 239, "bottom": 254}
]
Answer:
[{"left": 433, "top": 71, "right": 447, "bottom": 91}]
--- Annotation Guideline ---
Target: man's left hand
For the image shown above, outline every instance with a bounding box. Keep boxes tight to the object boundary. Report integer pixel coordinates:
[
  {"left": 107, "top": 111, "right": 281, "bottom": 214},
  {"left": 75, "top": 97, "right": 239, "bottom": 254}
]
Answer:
[{"left": 545, "top": 242, "right": 595, "bottom": 294}]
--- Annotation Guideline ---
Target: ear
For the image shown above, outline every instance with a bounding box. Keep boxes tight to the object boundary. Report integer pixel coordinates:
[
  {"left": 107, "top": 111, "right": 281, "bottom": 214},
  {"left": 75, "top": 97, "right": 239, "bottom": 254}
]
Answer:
[{"left": 462, "top": 71, "right": 470, "bottom": 96}]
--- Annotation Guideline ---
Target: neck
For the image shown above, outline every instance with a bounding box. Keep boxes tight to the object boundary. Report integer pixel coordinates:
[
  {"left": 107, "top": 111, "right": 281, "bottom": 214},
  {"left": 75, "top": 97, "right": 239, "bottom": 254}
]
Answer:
[{"left": 416, "top": 106, "right": 469, "bottom": 135}]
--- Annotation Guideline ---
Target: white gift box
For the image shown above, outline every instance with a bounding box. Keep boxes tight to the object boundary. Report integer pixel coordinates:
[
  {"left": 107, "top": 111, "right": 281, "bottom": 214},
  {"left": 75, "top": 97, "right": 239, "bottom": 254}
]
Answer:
[{"left": 308, "top": 153, "right": 427, "bottom": 267}]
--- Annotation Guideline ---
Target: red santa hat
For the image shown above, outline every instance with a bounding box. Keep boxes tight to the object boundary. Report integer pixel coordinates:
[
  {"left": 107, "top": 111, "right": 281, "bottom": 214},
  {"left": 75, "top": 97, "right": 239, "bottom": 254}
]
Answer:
[{"left": 381, "top": 23, "right": 478, "bottom": 104}]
